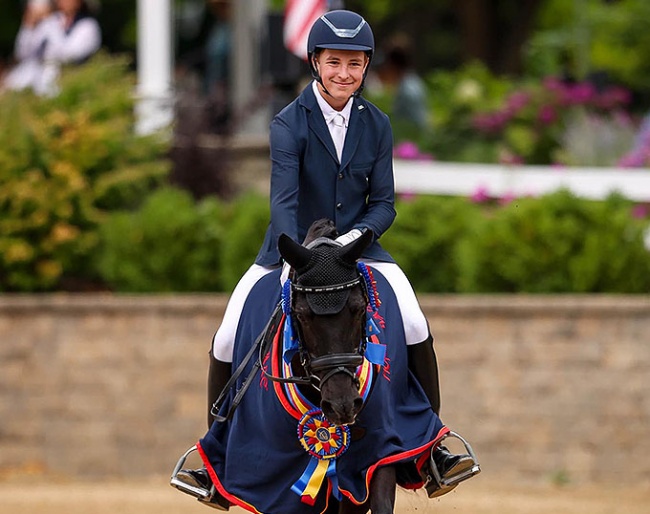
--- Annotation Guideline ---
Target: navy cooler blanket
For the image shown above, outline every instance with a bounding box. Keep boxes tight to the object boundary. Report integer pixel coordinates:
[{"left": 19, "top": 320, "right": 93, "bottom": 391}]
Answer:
[{"left": 198, "top": 267, "right": 448, "bottom": 514}]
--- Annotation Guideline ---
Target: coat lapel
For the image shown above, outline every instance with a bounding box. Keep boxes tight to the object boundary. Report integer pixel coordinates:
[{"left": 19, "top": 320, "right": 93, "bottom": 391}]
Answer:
[
  {"left": 340, "top": 98, "right": 367, "bottom": 170},
  {"left": 301, "top": 86, "right": 339, "bottom": 164}
]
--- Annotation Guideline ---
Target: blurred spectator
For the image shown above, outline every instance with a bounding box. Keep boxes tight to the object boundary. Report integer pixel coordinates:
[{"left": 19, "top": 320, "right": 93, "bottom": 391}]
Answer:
[
  {"left": 204, "top": 0, "right": 232, "bottom": 132},
  {"left": 375, "top": 34, "right": 431, "bottom": 136},
  {"left": 2, "top": 0, "right": 101, "bottom": 96}
]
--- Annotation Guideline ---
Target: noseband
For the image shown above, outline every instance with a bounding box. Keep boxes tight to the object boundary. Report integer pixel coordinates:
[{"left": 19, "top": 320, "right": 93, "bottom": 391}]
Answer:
[{"left": 211, "top": 256, "right": 383, "bottom": 423}]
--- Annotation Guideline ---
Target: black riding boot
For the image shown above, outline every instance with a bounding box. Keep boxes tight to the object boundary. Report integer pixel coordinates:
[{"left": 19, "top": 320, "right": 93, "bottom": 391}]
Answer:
[
  {"left": 175, "top": 337, "right": 233, "bottom": 510},
  {"left": 407, "top": 334, "right": 441, "bottom": 415},
  {"left": 207, "top": 341, "right": 233, "bottom": 429},
  {"left": 407, "top": 334, "right": 476, "bottom": 497}
]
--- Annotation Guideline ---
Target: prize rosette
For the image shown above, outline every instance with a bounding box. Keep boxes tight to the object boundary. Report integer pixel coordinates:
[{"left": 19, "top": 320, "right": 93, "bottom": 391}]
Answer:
[{"left": 291, "top": 409, "right": 350, "bottom": 504}]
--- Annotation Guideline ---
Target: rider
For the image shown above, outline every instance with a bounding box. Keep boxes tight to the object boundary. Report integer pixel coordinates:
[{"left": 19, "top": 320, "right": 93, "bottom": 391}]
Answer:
[{"left": 176, "top": 9, "right": 476, "bottom": 503}]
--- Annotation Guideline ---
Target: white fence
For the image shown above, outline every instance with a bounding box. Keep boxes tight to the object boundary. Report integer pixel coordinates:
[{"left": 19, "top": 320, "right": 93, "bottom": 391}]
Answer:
[{"left": 393, "top": 160, "right": 650, "bottom": 201}]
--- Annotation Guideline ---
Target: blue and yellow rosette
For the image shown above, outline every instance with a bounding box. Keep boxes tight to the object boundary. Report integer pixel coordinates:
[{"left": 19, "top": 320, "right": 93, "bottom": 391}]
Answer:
[{"left": 291, "top": 409, "right": 351, "bottom": 505}]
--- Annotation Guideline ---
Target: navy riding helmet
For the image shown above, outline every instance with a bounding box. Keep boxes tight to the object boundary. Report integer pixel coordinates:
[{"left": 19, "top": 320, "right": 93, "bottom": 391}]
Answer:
[{"left": 307, "top": 10, "right": 375, "bottom": 95}]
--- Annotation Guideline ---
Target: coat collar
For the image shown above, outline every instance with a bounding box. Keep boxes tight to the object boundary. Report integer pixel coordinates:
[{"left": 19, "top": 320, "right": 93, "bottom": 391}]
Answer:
[{"left": 300, "top": 83, "right": 367, "bottom": 168}]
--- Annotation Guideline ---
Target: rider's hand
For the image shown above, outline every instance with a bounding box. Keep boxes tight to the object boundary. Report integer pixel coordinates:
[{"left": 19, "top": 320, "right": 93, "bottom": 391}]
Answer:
[
  {"left": 280, "top": 261, "right": 291, "bottom": 285},
  {"left": 335, "top": 228, "right": 363, "bottom": 246}
]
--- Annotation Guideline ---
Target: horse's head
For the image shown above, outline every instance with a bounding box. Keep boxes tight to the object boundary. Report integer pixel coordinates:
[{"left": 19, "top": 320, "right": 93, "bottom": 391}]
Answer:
[{"left": 278, "top": 225, "right": 373, "bottom": 425}]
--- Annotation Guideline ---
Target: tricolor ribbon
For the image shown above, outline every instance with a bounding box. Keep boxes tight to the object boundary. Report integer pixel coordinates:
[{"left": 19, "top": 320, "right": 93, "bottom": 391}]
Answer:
[{"left": 291, "top": 409, "right": 350, "bottom": 504}]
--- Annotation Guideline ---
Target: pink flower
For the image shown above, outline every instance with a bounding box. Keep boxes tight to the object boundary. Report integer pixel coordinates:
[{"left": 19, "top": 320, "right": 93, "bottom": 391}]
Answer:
[
  {"left": 542, "top": 76, "right": 565, "bottom": 93},
  {"left": 472, "top": 112, "right": 509, "bottom": 134},
  {"left": 505, "top": 91, "right": 530, "bottom": 114},
  {"left": 595, "top": 86, "right": 632, "bottom": 109},
  {"left": 631, "top": 204, "right": 649, "bottom": 219},
  {"left": 393, "top": 141, "right": 434, "bottom": 161},
  {"left": 398, "top": 190, "right": 417, "bottom": 202},
  {"left": 537, "top": 105, "right": 557, "bottom": 125},
  {"left": 499, "top": 151, "right": 524, "bottom": 165},
  {"left": 470, "top": 185, "right": 490, "bottom": 203},
  {"left": 499, "top": 191, "right": 517, "bottom": 205},
  {"left": 564, "top": 82, "right": 596, "bottom": 105},
  {"left": 394, "top": 141, "right": 420, "bottom": 159}
]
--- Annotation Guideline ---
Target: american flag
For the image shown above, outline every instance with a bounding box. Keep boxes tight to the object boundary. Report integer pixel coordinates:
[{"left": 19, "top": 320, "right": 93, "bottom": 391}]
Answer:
[{"left": 283, "top": 0, "right": 328, "bottom": 60}]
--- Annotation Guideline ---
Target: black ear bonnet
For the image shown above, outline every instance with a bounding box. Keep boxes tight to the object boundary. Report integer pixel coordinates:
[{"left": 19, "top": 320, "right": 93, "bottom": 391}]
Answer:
[{"left": 296, "top": 238, "right": 359, "bottom": 315}]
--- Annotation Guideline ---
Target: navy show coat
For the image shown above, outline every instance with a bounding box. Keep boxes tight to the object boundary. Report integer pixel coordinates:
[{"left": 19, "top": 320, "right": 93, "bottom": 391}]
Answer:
[{"left": 255, "top": 83, "right": 397, "bottom": 266}]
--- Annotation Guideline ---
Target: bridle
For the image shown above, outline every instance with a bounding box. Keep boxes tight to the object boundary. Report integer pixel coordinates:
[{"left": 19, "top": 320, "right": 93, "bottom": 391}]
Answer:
[
  {"left": 211, "top": 272, "right": 369, "bottom": 423},
  {"left": 278, "top": 275, "right": 368, "bottom": 391},
  {"left": 211, "top": 238, "right": 383, "bottom": 423}
]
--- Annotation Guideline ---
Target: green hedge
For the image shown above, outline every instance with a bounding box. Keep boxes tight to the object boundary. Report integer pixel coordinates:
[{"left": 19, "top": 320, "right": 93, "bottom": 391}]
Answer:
[
  {"left": 456, "top": 191, "right": 650, "bottom": 293},
  {"left": 0, "top": 53, "right": 169, "bottom": 291},
  {"left": 96, "top": 188, "right": 224, "bottom": 292},
  {"left": 93, "top": 189, "right": 650, "bottom": 294},
  {"left": 381, "top": 195, "right": 482, "bottom": 292}
]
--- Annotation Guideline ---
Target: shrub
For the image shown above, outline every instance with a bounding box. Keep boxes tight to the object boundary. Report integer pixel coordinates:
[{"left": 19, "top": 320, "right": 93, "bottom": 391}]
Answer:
[
  {"left": 470, "top": 77, "right": 633, "bottom": 165},
  {"left": 96, "top": 188, "right": 224, "bottom": 292},
  {"left": 219, "top": 193, "right": 271, "bottom": 291},
  {"left": 0, "top": 53, "right": 170, "bottom": 291},
  {"left": 382, "top": 195, "right": 480, "bottom": 292},
  {"left": 456, "top": 190, "right": 650, "bottom": 293}
]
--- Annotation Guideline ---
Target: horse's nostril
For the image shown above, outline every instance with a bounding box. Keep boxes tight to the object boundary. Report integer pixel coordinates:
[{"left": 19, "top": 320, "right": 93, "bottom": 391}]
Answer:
[
  {"left": 321, "top": 400, "right": 333, "bottom": 414},
  {"left": 353, "top": 397, "right": 363, "bottom": 413}
]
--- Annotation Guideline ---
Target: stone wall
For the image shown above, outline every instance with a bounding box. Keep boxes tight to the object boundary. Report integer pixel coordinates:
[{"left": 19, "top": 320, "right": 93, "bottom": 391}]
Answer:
[{"left": 1, "top": 294, "right": 648, "bottom": 484}]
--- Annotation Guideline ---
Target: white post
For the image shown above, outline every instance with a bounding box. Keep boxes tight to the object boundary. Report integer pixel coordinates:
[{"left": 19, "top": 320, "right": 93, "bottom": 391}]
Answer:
[
  {"left": 232, "top": 0, "right": 267, "bottom": 135},
  {"left": 135, "top": 0, "right": 174, "bottom": 135}
]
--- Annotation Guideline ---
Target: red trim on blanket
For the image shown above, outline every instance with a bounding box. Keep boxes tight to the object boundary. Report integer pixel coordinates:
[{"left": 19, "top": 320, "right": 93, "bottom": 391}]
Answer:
[
  {"left": 338, "top": 425, "right": 450, "bottom": 505},
  {"left": 197, "top": 440, "right": 334, "bottom": 514},
  {"left": 196, "top": 441, "right": 263, "bottom": 514}
]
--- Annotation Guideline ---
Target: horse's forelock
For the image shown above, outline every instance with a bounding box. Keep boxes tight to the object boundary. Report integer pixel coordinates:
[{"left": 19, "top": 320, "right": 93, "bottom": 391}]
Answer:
[{"left": 302, "top": 219, "right": 338, "bottom": 247}]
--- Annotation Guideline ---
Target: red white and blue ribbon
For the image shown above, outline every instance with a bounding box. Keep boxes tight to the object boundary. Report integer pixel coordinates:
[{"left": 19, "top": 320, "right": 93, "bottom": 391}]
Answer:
[
  {"left": 276, "top": 262, "right": 389, "bottom": 503},
  {"left": 290, "top": 409, "right": 350, "bottom": 504}
]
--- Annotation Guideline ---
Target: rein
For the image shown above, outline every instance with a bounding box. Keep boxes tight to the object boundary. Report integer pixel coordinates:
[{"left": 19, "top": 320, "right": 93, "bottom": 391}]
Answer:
[{"left": 210, "top": 263, "right": 384, "bottom": 423}]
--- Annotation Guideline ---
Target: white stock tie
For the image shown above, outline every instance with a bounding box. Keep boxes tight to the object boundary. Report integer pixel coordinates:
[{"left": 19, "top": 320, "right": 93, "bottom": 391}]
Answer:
[{"left": 329, "top": 113, "right": 346, "bottom": 162}]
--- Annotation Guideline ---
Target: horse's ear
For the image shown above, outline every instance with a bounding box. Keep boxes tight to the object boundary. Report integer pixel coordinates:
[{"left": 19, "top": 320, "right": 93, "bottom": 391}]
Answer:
[
  {"left": 339, "top": 229, "right": 374, "bottom": 265},
  {"left": 278, "top": 233, "right": 313, "bottom": 270}
]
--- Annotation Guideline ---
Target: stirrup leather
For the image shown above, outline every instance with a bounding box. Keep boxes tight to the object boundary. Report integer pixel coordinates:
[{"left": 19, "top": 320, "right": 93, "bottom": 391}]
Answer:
[
  {"left": 424, "top": 431, "right": 481, "bottom": 498},
  {"left": 170, "top": 446, "right": 228, "bottom": 510}
]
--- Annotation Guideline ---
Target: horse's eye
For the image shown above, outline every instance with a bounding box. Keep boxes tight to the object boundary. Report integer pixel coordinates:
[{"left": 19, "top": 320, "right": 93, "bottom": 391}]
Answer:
[{"left": 294, "top": 307, "right": 311, "bottom": 320}]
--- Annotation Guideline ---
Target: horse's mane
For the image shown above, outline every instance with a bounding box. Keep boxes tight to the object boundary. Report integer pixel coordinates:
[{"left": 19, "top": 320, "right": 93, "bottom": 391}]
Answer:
[{"left": 302, "top": 219, "right": 338, "bottom": 247}]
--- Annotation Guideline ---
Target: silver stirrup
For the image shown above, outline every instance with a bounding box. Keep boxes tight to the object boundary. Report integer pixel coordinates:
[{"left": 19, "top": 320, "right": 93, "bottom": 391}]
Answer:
[
  {"left": 170, "top": 446, "right": 226, "bottom": 510},
  {"left": 425, "top": 431, "right": 481, "bottom": 497}
]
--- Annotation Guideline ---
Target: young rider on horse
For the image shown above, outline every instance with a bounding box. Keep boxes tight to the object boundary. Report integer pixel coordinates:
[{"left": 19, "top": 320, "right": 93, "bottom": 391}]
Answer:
[{"left": 177, "top": 9, "right": 476, "bottom": 504}]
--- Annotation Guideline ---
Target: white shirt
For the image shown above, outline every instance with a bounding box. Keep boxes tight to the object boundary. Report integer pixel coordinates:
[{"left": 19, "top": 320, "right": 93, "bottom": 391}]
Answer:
[
  {"left": 4, "top": 12, "right": 101, "bottom": 95},
  {"left": 312, "top": 80, "right": 354, "bottom": 163}
]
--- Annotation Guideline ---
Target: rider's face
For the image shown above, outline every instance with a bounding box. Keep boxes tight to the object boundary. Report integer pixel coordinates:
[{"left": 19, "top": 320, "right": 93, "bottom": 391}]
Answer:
[{"left": 314, "top": 49, "right": 368, "bottom": 111}]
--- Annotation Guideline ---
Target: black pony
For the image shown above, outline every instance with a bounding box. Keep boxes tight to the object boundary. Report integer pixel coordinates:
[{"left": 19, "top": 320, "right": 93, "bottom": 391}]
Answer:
[{"left": 171, "top": 219, "right": 478, "bottom": 514}]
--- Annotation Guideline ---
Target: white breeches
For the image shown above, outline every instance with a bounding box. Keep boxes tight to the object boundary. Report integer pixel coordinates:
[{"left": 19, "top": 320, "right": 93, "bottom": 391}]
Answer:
[{"left": 212, "top": 261, "right": 430, "bottom": 362}]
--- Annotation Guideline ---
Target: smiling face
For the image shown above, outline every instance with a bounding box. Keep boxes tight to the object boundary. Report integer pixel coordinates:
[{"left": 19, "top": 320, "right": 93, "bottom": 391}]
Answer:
[{"left": 313, "top": 48, "right": 369, "bottom": 111}]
